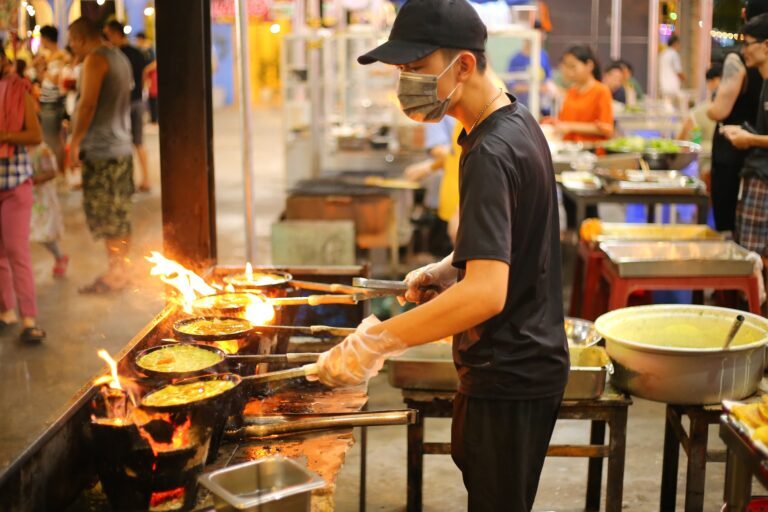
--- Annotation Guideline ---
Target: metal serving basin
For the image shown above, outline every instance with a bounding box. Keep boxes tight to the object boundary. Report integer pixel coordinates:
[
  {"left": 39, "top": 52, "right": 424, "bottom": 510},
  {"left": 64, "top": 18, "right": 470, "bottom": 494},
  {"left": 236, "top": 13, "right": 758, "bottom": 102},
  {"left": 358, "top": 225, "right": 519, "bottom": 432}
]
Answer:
[
  {"left": 596, "top": 305, "right": 768, "bottom": 405},
  {"left": 388, "top": 318, "right": 602, "bottom": 392},
  {"left": 599, "top": 240, "right": 755, "bottom": 277},
  {"left": 199, "top": 456, "right": 325, "bottom": 512},
  {"left": 565, "top": 346, "right": 611, "bottom": 400}
]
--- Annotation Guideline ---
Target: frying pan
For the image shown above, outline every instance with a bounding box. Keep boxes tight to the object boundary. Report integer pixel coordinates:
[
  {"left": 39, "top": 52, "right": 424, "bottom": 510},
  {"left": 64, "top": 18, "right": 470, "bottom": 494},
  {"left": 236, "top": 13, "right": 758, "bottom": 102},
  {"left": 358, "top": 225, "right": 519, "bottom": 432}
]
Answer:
[
  {"left": 134, "top": 342, "right": 321, "bottom": 380},
  {"left": 222, "top": 270, "right": 293, "bottom": 290},
  {"left": 173, "top": 316, "right": 355, "bottom": 343}
]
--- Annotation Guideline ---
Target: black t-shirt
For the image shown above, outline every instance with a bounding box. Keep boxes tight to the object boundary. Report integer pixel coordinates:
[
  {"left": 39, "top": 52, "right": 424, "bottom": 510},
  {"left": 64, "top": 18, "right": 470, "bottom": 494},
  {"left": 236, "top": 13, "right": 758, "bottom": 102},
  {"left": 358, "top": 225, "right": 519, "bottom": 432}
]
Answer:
[
  {"left": 712, "top": 54, "right": 762, "bottom": 167},
  {"left": 452, "top": 94, "right": 569, "bottom": 400},
  {"left": 743, "top": 79, "right": 768, "bottom": 180},
  {"left": 119, "top": 44, "right": 148, "bottom": 102}
]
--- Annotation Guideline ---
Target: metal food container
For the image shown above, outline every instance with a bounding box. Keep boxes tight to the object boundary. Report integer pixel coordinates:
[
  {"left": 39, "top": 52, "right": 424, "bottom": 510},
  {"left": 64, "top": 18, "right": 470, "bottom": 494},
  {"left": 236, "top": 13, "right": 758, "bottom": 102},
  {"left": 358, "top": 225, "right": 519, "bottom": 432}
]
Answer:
[
  {"left": 599, "top": 240, "right": 755, "bottom": 277},
  {"left": 198, "top": 456, "right": 326, "bottom": 512},
  {"left": 388, "top": 318, "right": 601, "bottom": 391},
  {"left": 564, "top": 346, "right": 611, "bottom": 400},
  {"left": 593, "top": 223, "right": 722, "bottom": 244},
  {"left": 595, "top": 305, "right": 768, "bottom": 405}
]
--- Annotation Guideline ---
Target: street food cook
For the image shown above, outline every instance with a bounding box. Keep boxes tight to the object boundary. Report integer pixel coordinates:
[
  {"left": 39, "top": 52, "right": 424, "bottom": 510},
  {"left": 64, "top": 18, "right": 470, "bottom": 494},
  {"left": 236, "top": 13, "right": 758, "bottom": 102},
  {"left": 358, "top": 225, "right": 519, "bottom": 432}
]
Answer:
[{"left": 312, "top": 1, "right": 569, "bottom": 510}]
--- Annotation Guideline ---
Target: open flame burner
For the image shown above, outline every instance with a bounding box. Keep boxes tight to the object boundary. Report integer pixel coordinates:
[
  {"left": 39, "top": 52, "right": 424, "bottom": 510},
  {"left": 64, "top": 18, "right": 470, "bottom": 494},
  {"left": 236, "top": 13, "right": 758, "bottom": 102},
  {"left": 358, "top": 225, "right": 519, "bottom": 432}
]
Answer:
[{"left": 90, "top": 389, "right": 214, "bottom": 512}]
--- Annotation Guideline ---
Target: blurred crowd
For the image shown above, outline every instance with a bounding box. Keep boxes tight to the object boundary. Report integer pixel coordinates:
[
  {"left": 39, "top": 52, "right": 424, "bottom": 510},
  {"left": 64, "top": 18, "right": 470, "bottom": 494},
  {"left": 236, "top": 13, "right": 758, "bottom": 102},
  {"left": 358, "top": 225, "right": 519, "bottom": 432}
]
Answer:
[{"left": 1, "top": 17, "right": 158, "bottom": 343}]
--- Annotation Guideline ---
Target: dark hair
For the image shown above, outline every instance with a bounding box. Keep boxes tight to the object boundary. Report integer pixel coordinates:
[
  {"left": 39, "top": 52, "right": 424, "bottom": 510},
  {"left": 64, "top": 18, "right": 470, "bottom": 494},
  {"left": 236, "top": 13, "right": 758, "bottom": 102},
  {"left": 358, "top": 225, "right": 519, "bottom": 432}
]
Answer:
[
  {"left": 706, "top": 62, "right": 723, "bottom": 80},
  {"left": 69, "top": 17, "right": 101, "bottom": 39},
  {"left": 605, "top": 61, "right": 623, "bottom": 73},
  {"left": 106, "top": 20, "right": 125, "bottom": 35},
  {"left": 40, "top": 25, "right": 58, "bottom": 43},
  {"left": 742, "top": 13, "right": 768, "bottom": 41},
  {"left": 15, "top": 59, "right": 26, "bottom": 76},
  {"left": 564, "top": 44, "right": 602, "bottom": 80},
  {"left": 443, "top": 48, "right": 488, "bottom": 73},
  {"left": 746, "top": 0, "right": 768, "bottom": 21},
  {"left": 136, "top": 31, "right": 147, "bottom": 39},
  {"left": 668, "top": 34, "right": 679, "bottom": 47},
  {"left": 616, "top": 59, "right": 634, "bottom": 73}
]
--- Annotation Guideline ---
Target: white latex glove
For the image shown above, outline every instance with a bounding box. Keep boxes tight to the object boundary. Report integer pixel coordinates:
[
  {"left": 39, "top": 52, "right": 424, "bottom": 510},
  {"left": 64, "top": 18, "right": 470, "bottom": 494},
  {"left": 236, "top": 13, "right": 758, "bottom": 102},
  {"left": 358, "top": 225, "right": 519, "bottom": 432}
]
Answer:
[
  {"left": 316, "top": 315, "right": 407, "bottom": 388},
  {"left": 403, "top": 253, "right": 458, "bottom": 304},
  {"left": 745, "top": 251, "right": 767, "bottom": 304}
]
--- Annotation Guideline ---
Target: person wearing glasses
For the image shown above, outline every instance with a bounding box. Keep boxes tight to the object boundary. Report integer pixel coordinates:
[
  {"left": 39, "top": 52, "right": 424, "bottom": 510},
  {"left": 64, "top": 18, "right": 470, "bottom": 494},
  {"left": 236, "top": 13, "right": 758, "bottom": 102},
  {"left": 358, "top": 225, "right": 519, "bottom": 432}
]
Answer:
[{"left": 721, "top": 13, "right": 768, "bottom": 263}]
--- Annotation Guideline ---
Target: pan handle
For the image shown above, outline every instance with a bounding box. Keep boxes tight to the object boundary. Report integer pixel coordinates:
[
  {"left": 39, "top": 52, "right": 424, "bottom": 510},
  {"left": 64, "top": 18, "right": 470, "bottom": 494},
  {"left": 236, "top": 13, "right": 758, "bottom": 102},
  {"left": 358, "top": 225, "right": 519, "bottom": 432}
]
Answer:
[
  {"left": 226, "top": 353, "right": 321, "bottom": 364},
  {"left": 241, "top": 363, "right": 318, "bottom": 384},
  {"left": 270, "top": 295, "right": 359, "bottom": 306},
  {"left": 231, "top": 409, "right": 418, "bottom": 438},
  {"left": 289, "top": 280, "right": 368, "bottom": 295}
]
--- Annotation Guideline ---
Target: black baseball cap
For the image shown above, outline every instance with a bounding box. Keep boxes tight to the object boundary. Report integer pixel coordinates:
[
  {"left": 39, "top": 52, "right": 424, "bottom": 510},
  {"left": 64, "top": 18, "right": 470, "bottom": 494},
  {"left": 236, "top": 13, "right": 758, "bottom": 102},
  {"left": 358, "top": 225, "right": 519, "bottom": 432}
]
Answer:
[{"left": 357, "top": 0, "right": 487, "bottom": 65}]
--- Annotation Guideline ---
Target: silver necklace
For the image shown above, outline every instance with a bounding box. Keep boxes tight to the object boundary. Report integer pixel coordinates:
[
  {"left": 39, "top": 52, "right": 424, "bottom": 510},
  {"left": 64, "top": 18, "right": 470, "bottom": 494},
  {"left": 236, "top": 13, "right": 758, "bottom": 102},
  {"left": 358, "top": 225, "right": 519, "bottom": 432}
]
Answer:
[{"left": 469, "top": 88, "right": 504, "bottom": 133}]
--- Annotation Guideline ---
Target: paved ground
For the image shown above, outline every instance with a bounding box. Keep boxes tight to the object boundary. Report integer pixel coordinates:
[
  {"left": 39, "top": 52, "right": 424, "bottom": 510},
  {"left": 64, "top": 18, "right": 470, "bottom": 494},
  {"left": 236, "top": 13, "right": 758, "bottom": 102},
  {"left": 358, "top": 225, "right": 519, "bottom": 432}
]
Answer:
[{"left": 0, "top": 106, "right": 737, "bottom": 510}]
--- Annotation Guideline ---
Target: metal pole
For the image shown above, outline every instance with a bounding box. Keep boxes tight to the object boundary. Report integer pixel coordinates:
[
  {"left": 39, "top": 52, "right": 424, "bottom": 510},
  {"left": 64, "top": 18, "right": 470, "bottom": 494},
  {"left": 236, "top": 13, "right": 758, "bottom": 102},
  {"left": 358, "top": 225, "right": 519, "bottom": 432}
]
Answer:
[
  {"left": 610, "top": 0, "right": 622, "bottom": 60},
  {"left": 307, "top": 0, "right": 323, "bottom": 179},
  {"left": 698, "top": 0, "right": 713, "bottom": 102},
  {"left": 530, "top": 29, "right": 541, "bottom": 122},
  {"left": 235, "top": 0, "right": 258, "bottom": 261},
  {"left": 647, "top": 0, "right": 660, "bottom": 98}
]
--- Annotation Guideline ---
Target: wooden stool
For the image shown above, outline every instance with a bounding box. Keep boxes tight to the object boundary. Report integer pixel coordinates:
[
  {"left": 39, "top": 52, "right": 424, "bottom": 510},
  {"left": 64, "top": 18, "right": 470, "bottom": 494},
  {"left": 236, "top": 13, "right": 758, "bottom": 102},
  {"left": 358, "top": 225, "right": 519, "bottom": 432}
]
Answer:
[
  {"left": 660, "top": 404, "right": 726, "bottom": 511},
  {"left": 402, "top": 388, "right": 632, "bottom": 512},
  {"left": 600, "top": 262, "right": 763, "bottom": 315}
]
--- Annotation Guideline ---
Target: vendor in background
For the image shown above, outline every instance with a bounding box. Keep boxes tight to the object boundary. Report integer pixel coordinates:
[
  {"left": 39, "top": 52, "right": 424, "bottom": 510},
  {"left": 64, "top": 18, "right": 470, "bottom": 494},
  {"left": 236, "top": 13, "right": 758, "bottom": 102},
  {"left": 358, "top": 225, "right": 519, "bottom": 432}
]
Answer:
[
  {"left": 37, "top": 26, "right": 69, "bottom": 176},
  {"left": 552, "top": 45, "right": 614, "bottom": 142},
  {"left": 315, "top": 0, "right": 569, "bottom": 510},
  {"left": 550, "top": 45, "right": 613, "bottom": 228},
  {"left": 707, "top": 0, "right": 768, "bottom": 233},
  {"left": 721, "top": 13, "right": 768, "bottom": 261},
  {"left": 617, "top": 59, "right": 644, "bottom": 107},
  {"left": 403, "top": 116, "right": 457, "bottom": 253},
  {"left": 603, "top": 61, "right": 627, "bottom": 105},
  {"left": 506, "top": 37, "right": 555, "bottom": 116},
  {"left": 678, "top": 63, "right": 721, "bottom": 178}
]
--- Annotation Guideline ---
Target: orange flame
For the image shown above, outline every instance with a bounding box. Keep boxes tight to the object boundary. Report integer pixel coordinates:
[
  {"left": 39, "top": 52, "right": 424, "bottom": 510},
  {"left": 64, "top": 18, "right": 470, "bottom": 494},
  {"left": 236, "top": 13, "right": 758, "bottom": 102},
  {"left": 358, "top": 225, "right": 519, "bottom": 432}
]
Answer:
[
  {"left": 224, "top": 283, "right": 236, "bottom": 293},
  {"left": 245, "top": 262, "right": 253, "bottom": 280},
  {"left": 95, "top": 349, "right": 123, "bottom": 390},
  {"left": 146, "top": 251, "right": 216, "bottom": 312},
  {"left": 243, "top": 294, "right": 276, "bottom": 325}
]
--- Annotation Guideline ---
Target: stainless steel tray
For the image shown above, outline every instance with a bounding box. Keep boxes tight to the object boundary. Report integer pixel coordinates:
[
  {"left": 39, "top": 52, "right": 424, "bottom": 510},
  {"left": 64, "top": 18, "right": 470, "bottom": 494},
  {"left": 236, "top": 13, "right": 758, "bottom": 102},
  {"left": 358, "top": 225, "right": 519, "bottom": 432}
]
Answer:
[
  {"left": 388, "top": 318, "right": 603, "bottom": 392},
  {"left": 565, "top": 346, "right": 611, "bottom": 400},
  {"left": 599, "top": 241, "right": 755, "bottom": 277},
  {"left": 198, "top": 456, "right": 325, "bottom": 512},
  {"left": 593, "top": 223, "right": 722, "bottom": 243}
]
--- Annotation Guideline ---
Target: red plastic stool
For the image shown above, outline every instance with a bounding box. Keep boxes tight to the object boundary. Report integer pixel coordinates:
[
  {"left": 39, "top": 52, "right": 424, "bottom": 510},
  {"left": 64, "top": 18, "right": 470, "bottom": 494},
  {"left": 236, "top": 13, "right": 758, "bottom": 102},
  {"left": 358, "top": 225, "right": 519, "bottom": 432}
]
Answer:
[
  {"left": 600, "top": 261, "right": 763, "bottom": 315},
  {"left": 569, "top": 238, "right": 606, "bottom": 321},
  {"left": 748, "top": 497, "right": 768, "bottom": 512}
]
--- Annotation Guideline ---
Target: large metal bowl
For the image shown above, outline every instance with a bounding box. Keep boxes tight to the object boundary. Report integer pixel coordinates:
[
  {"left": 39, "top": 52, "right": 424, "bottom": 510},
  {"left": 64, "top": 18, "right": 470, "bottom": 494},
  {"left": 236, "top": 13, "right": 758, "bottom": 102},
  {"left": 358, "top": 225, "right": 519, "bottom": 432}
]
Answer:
[{"left": 595, "top": 305, "right": 768, "bottom": 404}]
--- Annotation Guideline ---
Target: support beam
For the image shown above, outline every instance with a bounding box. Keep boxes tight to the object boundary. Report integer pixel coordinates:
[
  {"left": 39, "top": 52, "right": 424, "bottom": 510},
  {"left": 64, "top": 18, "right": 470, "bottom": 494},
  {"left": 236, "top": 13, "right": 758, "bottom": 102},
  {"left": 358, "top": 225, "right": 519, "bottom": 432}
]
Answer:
[
  {"left": 155, "top": 0, "right": 217, "bottom": 269},
  {"left": 647, "top": 0, "right": 660, "bottom": 98}
]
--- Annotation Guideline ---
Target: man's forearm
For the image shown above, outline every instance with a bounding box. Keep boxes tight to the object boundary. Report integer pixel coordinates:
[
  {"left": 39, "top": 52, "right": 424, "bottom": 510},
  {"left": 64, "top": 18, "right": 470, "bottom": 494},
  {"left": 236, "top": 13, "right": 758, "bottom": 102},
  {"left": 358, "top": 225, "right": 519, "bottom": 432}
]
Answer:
[
  {"left": 748, "top": 133, "right": 768, "bottom": 148},
  {"left": 372, "top": 274, "right": 503, "bottom": 347},
  {"left": 71, "top": 103, "right": 97, "bottom": 144}
]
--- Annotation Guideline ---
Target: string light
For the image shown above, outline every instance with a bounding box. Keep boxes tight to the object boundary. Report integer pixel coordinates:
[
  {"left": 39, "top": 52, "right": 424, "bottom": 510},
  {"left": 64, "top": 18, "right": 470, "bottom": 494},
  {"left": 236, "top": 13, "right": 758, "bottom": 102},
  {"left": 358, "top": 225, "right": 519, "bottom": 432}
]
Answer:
[{"left": 144, "top": 6, "right": 155, "bottom": 16}]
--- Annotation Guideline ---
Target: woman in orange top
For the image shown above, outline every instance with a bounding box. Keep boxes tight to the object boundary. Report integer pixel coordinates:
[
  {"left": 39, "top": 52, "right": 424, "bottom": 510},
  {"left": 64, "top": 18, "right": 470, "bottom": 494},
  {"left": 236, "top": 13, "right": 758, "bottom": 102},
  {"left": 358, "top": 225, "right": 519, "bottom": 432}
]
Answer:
[{"left": 555, "top": 45, "right": 614, "bottom": 142}]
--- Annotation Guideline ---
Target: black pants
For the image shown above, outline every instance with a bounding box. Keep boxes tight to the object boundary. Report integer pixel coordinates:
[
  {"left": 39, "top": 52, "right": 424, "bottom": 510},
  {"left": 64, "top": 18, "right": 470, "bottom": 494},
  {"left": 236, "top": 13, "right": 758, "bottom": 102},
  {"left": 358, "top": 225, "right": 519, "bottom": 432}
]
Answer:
[
  {"left": 451, "top": 393, "right": 562, "bottom": 512},
  {"left": 711, "top": 162, "right": 742, "bottom": 232}
]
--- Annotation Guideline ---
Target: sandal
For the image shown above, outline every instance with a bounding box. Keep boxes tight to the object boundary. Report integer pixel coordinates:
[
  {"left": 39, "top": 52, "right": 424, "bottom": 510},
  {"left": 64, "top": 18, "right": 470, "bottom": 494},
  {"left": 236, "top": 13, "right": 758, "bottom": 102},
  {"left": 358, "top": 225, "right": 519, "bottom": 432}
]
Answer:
[
  {"left": 79, "top": 277, "right": 123, "bottom": 295},
  {"left": 20, "top": 326, "right": 46, "bottom": 343},
  {"left": 0, "top": 319, "right": 18, "bottom": 329}
]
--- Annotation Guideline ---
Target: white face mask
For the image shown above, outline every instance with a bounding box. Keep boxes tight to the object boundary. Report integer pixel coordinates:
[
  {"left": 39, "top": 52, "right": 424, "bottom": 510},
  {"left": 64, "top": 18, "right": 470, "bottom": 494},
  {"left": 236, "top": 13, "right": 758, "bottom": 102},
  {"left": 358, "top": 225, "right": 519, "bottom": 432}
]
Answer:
[{"left": 397, "top": 55, "right": 461, "bottom": 123}]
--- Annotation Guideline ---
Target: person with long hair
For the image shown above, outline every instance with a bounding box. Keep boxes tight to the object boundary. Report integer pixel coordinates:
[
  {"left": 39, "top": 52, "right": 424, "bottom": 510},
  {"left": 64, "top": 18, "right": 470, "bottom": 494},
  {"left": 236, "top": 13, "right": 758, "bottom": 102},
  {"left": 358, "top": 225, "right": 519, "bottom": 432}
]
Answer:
[
  {"left": 0, "top": 47, "right": 46, "bottom": 342},
  {"left": 554, "top": 44, "right": 614, "bottom": 141}
]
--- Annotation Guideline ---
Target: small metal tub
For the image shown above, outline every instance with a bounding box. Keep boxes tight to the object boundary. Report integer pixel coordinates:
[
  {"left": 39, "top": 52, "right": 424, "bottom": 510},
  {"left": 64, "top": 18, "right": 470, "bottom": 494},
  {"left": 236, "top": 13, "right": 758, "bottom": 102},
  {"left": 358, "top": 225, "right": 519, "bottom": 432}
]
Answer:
[
  {"left": 564, "top": 346, "right": 612, "bottom": 400},
  {"left": 198, "top": 456, "right": 325, "bottom": 512}
]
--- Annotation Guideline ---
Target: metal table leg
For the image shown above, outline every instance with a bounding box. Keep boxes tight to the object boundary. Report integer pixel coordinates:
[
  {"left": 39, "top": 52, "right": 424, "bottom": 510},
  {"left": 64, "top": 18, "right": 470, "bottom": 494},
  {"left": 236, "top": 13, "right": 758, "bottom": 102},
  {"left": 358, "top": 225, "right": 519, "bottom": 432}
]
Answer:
[
  {"left": 684, "top": 413, "right": 709, "bottom": 512},
  {"left": 586, "top": 420, "right": 606, "bottom": 511},
  {"left": 723, "top": 449, "right": 753, "bottom": 512},
  {"left": 407, "top": 406, "right": 425, "bottom": 512},
  {"left": 661, "top": 405, "right": 681, "bottom": 511},
  {"left": 606, "top": 407, "right": 628, "bottom": 512}
]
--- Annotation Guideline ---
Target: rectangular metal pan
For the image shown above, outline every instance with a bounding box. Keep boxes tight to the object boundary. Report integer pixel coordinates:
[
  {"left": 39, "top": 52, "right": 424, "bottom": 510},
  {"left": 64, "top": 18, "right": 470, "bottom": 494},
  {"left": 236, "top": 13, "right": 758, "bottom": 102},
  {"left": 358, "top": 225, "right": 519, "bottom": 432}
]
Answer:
[{"left": 599, "top": 241, "right": 755, "bottom": 277}]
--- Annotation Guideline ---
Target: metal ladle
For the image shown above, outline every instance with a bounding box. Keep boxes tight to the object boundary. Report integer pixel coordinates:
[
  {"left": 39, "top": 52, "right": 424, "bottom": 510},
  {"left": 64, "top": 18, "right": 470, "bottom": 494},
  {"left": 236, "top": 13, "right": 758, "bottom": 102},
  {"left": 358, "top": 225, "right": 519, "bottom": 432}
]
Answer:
[{"left": 722, "top": 315, "right": 746, "bottom": 350}]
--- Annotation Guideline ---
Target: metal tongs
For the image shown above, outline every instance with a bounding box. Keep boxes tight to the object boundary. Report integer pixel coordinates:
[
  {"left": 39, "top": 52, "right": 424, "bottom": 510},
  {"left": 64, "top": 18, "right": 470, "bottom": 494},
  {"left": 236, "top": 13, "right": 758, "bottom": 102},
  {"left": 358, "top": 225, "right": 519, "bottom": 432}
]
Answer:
[{"left": 268, "top": 279, "right": 407, "bottom": 306}]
